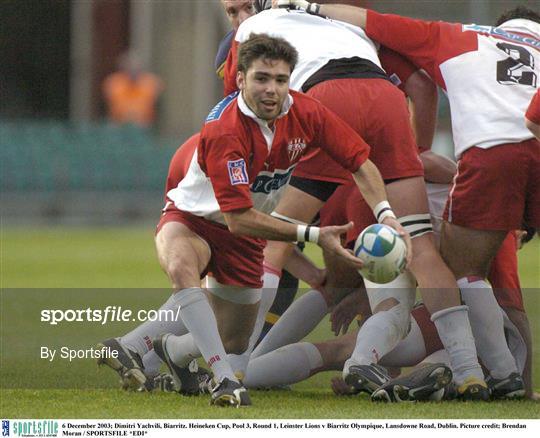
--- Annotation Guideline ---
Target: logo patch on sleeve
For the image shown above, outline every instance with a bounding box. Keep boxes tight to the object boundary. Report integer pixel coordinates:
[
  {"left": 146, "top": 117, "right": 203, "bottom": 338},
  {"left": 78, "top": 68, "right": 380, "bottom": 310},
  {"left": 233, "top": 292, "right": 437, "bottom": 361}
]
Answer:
[{"left": 227, "top": 159, "right": 249, "bottom": 185}]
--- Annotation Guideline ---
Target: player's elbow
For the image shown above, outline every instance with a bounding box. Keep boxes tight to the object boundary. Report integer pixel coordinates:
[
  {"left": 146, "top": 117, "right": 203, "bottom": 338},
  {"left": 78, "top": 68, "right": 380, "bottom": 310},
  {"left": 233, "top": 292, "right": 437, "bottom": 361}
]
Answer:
[
  {"left": 405, "top": 69, "right": 438, "bottom": 104},
  {"left": 525, "top": 118, "right": 540, "bottom": 141},
  {"left": 223, "top": 210, "right": 250, "bottom": 235}
]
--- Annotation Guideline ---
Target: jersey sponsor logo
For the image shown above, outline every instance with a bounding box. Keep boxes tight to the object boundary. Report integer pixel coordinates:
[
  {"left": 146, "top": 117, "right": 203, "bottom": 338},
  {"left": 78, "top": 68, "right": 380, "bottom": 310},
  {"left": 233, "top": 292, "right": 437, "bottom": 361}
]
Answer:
[
  {"left": 227, "top": 158, "right": 249, "bottom": 185},
  {"left": 250, "top": 166, "right": 295, "bottom": 195},
  {"left": 205, "top": 91, "right": 239, "bottom": 123},
  {"left": 389, "top": 73, "right": 402, "bottom": 87},
  {"left": 463, "top": 24, "right": 540, "bottom": 49},
  {"left": 287, "top": 138, "right": 307, "bottom": 162}
]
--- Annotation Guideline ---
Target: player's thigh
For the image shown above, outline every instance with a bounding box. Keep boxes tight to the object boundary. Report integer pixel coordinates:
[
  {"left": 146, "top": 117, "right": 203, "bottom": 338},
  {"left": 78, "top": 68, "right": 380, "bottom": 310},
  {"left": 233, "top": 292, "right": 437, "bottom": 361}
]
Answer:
[
  {"left": 266, "top": 185, "right": 326, "bottom": 269},
  {"left": 385, "top": 176, "right": 429, "bottom": 217},
  {"left": 155, "top": 221, "right": 211, "bottom": 288},
  {"left": 207, "top": 292, "right": 259, "bottom": 353},
  {"left": 440, "top": 222, "right": 507, "bottom": 278},
  {"left": 274, "top": 185, "right": 326, "bottom": 223}
]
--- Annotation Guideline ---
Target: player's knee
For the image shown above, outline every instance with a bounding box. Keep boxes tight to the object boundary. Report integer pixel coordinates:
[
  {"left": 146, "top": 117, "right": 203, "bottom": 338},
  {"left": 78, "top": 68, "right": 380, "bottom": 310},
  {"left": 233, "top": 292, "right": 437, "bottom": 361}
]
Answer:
[
  {"left": 166, "top": 258, "right": 199, "bottom": 289},
  {"left": 388, "top": 301, "right": 412, "bottom": 340},
  {"left": 222, "top": 334, "right": 250, "bottom": 355}
]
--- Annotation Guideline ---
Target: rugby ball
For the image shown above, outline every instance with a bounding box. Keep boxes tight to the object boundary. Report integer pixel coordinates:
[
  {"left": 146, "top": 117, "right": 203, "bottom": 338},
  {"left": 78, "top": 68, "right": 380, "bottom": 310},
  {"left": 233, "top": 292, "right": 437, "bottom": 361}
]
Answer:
[{"left": 354, "top": 224, "right": 407, "bottom": 284}]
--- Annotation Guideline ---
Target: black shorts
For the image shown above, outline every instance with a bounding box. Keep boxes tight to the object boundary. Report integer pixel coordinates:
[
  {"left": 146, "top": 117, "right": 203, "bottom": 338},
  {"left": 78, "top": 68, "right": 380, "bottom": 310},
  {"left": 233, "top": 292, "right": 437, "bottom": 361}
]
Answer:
[{"left": 289, "top": 176, "right": 340, "bottom": 202}]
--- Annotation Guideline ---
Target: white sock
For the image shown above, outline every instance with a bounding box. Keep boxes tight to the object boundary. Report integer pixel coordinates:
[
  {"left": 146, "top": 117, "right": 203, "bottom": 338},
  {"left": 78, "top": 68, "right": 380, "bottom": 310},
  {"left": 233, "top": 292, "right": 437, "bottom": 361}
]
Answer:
[
  {"left": 380, "top": 318, "right": 427, "bottom": 368},
  {"left": 165, "top": 333, "right": 200, "bottom": 367},
  {"left": 344, "top": 307, "right": 407, "bottom": 372},
  {"left": 251, "top": 270, "right": 280, "bottom": 349},
  {"left": 141, "top": 350, "right": 163, "bottom": 377},
  {"left": 252, "top": 289, "right": 328, "bottom": 358},
  {"left": 243, "top": 342, "right": 323, "bottom": 388},
  {"left": 226, "top": 270, "right": 280, "bottom": 379},
  {"left": 420, "top": 349, "right": 451, "bottom": 367},
  {"left": 121, "top": 294, "right": 188, "bottom": 356},
  {"left": 431, "top": 305, "right": 484, "bottom": 385},
  {"left": 458, "top": 277, "right": 518, "bottom": 379},
  {"left": 173, "top": 287, "right": 236, "bottom": 383}
]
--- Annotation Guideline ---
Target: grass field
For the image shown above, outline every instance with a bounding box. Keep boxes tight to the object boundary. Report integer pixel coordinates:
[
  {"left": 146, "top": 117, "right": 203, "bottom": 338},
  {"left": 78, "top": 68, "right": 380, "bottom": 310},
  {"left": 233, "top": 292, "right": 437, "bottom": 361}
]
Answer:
[{"left": 1, "top": 226, "right": 539, "bottom": 419}]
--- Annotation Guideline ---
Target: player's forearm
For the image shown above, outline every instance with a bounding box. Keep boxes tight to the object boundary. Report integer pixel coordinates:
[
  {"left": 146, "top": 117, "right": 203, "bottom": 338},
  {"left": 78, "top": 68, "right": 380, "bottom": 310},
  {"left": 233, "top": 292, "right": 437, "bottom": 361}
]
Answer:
[
  {"left": 405, "top": 70, "right": 438, "bottom": 152},
  {"left": 223, "top": 208, "right": 319, "bottom": 243},
  {"left": 318, "top": 4, "right": 367, "bottom": 28},
  {"left": 352, "top": 159, "right": 390, "bottom": 213},
  {"left": 420, "top": 150, "right": 457, "bottom": 184},
  {"left": 525, "top": 118, "right": 540, "bottom": 141},
  {"left": 283, "top": 246, "right": 325, "bottom": 287}
]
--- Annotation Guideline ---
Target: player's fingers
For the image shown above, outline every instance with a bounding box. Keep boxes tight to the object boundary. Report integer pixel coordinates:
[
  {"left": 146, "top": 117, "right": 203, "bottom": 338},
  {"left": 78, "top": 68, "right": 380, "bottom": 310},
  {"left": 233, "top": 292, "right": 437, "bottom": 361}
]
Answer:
[
  {"left": 333, "top": 221, "right": 353, "bottom": 236},
  {"left": 337, "top": 246, "right": 364, "bottom": 269}
]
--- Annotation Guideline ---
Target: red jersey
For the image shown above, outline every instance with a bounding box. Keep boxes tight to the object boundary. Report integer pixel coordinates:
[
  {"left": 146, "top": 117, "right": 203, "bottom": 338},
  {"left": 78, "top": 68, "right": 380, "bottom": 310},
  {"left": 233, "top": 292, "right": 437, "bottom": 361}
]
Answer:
[
  {"left": 166, "top": 90, "right": 370, "bottom": 225},
  {"left": 526, "top": 88, "right": 540, "bottom": 124},
  {"left": 365, "top": 11, "right": 540, "bottom": 157}
]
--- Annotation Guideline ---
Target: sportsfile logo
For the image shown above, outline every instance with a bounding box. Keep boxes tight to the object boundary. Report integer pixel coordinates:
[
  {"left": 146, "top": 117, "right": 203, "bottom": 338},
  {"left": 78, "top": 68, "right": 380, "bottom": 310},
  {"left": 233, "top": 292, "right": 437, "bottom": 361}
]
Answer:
[
  {"left": 2, "top": 421, "right": 9, "bottom": 437},
  {"left": 9, "top": 421, "right": 58, "bottom": 437}
]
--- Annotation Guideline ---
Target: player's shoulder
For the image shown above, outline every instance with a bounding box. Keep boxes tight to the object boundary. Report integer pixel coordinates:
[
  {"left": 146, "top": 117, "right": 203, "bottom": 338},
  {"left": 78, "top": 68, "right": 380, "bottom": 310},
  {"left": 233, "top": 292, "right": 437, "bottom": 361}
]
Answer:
[
  {"left": 204, "top": 91, "right": 240, "bottom": 128},
  {"left": 289, "top": 90, "right": 326, "bottom": 114}
]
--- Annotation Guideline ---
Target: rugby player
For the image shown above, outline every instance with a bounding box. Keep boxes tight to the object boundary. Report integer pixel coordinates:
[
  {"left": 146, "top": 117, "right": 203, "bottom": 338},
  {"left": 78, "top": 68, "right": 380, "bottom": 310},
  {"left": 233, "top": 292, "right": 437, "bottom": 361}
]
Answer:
[{"left": 99, "top": 33, "right": 407, "bottom": 407}]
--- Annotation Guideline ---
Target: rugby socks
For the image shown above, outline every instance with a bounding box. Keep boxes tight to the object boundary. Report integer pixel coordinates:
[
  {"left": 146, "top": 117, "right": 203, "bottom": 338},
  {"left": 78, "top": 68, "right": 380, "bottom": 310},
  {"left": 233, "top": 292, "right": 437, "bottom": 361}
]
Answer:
[
  {"left": 251, "top": 270, "right": 280, "bottom": 350},
  {"left": 121, "top": 294, "right": 188, "bottom": 356},
  {"left": 227, "top": 270, "right": 280, "bottom": 379},
  {"left": 142, "top": 350, "right": 163, "bottom": 378},
  {"left": 431, "top": 305, "right": 485, "bottom": 385},
  {"left": 244, "top": 342, "right": 323, "bottom": 388},
  {"left": 173, "top": 287, "right": 237, "bottom": 383},
  {"left": 379, "top": 318, "right": 427, "bottom": 368},
  {"left": 252, "top": 288, "right": 329, "bottom": 358},
  {"left": 257, "top": 270, "right": 299, "bottom": 343},
  {"left": 344, "top": 308, "right": 406, "bottom": 371},
  {"left": 458, "top": 277, "right": 518, "bottom": 379},
  {"left": 165, "top": 333, "right": 200, "bottom": 367}
]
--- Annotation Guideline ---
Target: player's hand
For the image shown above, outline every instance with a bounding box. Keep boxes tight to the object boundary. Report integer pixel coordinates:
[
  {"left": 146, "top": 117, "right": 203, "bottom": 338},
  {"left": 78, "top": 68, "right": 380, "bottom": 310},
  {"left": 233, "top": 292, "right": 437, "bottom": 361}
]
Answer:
[
  {"left": 330, "top": 290, "right": 368, "bottom": 336},
  {"left": 381, "top": 216, "right": 413, "bottom": 267},
  {"left": 331, "top": 376, "right": 355, "bottom": 396},
  {"left": 318, "top": 222, "right": 364, "bottom": 270},
  {"left": 273, "top": 0, "right": 308, "bottom": 9}
]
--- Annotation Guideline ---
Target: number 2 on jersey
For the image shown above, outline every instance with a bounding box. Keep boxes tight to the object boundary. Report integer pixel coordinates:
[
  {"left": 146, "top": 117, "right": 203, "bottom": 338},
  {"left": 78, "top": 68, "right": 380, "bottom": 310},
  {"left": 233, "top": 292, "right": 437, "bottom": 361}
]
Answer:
[{"left": 496, "top": 42, "right": 537, "bottom": 87}]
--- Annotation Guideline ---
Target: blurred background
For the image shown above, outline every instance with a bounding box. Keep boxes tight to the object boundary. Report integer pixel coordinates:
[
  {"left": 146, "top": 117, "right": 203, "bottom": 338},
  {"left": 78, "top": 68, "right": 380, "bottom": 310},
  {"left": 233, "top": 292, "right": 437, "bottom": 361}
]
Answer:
[{"left": 0, "top": 0, "right": 532, "bottom": 225}]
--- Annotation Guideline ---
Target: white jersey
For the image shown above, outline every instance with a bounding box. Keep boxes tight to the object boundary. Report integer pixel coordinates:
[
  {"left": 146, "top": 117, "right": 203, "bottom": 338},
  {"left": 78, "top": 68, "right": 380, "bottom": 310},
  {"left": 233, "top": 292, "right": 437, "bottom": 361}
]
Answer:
[
  {"left": 366, "top": 12, "right": 540, "bottom": 157},
  {"left": 236, "top": 8, "right": 381, "bottom": 91}
]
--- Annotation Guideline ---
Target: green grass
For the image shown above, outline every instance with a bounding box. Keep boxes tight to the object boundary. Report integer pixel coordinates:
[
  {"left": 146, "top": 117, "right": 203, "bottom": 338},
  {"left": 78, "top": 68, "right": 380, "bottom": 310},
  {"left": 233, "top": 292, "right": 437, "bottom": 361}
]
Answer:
[{"left": 1, "top": 226, "right": 539, "bottom": 418}]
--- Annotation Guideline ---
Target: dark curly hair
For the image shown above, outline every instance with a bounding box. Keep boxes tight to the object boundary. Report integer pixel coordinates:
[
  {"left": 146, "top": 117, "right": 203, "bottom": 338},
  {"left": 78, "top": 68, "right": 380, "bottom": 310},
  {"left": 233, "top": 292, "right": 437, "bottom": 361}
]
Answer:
[
  {"left": 495, "top": 6, "right": 540, "bottom": 26},
  {"left": 237, "top": 33, "right": 298, "bottom": 73}
]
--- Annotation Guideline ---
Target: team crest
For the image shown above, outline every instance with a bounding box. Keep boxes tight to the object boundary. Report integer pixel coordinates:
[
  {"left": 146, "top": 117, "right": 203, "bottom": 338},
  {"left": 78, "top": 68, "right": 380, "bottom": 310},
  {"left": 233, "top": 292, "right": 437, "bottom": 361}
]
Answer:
[
  {"left": 227, "top": 159, "right": 249, "bottom": 185},
  {"left": 287, "top": 138, "right": 306, "bottom": 162}
]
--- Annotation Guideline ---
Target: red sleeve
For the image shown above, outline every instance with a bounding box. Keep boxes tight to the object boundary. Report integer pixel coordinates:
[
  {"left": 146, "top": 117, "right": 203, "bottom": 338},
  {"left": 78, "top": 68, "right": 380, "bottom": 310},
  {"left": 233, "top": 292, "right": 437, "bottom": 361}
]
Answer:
[
  {"left": 198, "top": 133, "right": 253, "bottom": 212},
  {"left": 223, "top": 40, "right": 240, "bottom": 96},
  {"left": 525, "top": 89, "right": 540, "bottom": 125},
  {"left": 312, "top": 103, "right": 371, "bottom": 172},
  {"left": 379, "top": 46, "right": 417, "bottom": 93},
  {"left": 366, "top": 10, "right": 477, "bottom": 89}
]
